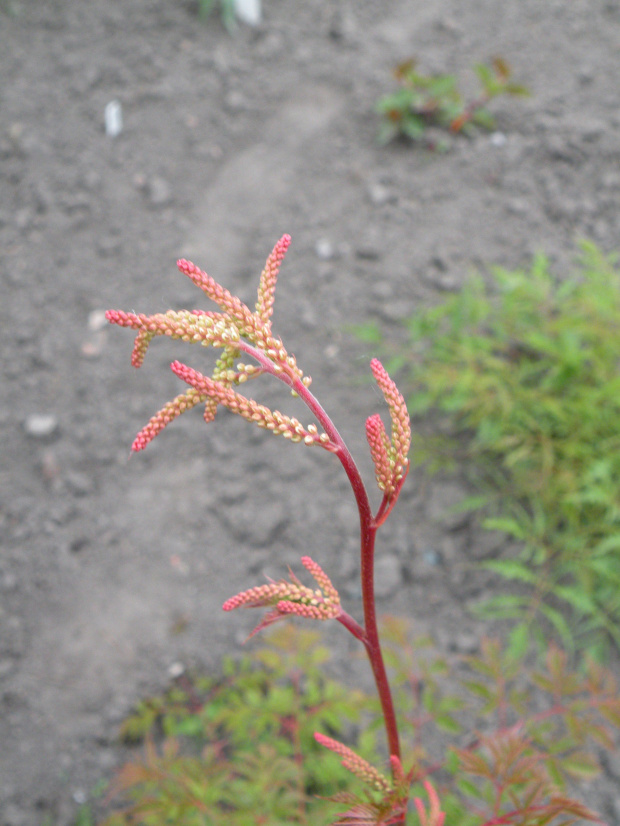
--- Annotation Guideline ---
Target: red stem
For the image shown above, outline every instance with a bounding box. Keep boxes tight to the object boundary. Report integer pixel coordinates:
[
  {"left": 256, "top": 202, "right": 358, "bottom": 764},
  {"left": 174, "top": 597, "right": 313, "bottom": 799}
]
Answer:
[{"left": 237, "top": 341, "right": 402, "bottom": 765}]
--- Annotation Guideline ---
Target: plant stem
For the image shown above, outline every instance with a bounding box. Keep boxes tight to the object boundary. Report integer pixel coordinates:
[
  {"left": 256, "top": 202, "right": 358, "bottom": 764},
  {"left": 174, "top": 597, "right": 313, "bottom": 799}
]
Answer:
[
  {"left": 302, "top": 385, "right": 402, "bottom": 761},
  {"left": 237, "top": 341, "right": 402, "bottom": 764}
]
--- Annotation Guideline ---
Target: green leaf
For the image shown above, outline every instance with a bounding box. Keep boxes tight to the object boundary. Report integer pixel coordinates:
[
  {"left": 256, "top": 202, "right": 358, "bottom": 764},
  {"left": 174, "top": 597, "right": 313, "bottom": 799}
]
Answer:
[
  {"left": 506, "top": 622, "right": 530, "bottom": 661},
  {"left": 554, "top": 585, "right": 598, "bottom": 616},
  {"left": 481, "top": 559, "right": 537, "bottom": 583},
  {"left": 402, "top": 113, "right": 426, "bottom": 140},
  {"left": 481, "top": 517, "right": 527, "bottom": 540},
  {"left": 435, "top": 713, "right": 462, "bottom": 734},
  {"left": 539, "top": 603, "right": 575, "bottom": 651},
  {"left": 471, "top": 109, "right": 496, "bottom": 130},
  {"left": 456, "top": 776, "right": 481, "bottom": 798},
  {"left": 561, "top": 752, "right": 601, "bottom": 780},
  {"left": 504, "top": 83, "right": 531, "bottom": 96}
]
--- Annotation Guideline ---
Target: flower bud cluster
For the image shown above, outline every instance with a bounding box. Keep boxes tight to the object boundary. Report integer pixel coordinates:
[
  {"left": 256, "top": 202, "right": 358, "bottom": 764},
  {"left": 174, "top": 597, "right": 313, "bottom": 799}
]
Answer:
[
  {"left": 170, "top": 361, "right": 326, "bottom": 446},
  {"left": 256, "top": 233, "right": 291, "bottom": 325},
  {"left": 222, "top": 556, "right": 341, "bottom": 637},
  {"left": 177, "top": 254, "right": 304, "bottom": 384},
  {"left": 414, "top": 781, "right": 446, "bottom": 826},
  {"left": 131, "top": 389, "right": 205, "bottom": 452},
  {"left": 106, "top": 236, "right": 319, "bottom": 451},
  {"left": 314, "top": 733, "right": 392, "bottom": 792},
  {"left": 104, "top": 309, "right": 232, "bottom": 368},
  {"left": 366, "top": 359, "right": 412, "bottom": 496}
]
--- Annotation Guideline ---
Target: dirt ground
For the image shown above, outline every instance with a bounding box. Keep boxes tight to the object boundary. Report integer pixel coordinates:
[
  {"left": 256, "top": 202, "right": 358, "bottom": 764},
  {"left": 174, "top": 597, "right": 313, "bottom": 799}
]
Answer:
[{"left": 2, "top": 1, "right": 620, "bottom": 823}]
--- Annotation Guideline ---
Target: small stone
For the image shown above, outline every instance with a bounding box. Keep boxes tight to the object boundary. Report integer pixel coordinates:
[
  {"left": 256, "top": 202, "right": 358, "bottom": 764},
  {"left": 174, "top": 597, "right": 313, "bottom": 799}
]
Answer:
[
  {"left": 544, "top": 134, "right": 574, "bottom": 161},
  {"left": 355, "top": 245, "right": 381, "bottom": 261},
  {"left": 506, "top": 198, "right": 529, "bottom": 216},
  {"left": 147, "top": 177, "right": 172, "bottom": 207},
  {"left": 422, "top": 547, "right": 440, "bottom": 567},
  {"left": 299, "top": 304, "right": 317, "bottom": 329},
  {"left": 430, "top": 254, "right": 448, "bottom": 272},
  {"left": 371, "top": 281, "right": 393, "bottom": 300},
  {"left": 489, "top": 131, "right": 507, "bottom": 147},
  {"left": 450, "top": 631, "right": 479, "bottom": 654},
  {"left": 81, "top": 169, "right": 102, "bottom": 191},
  {"left": 1, "top": 573, "right": 18, "bottom": 592},
  {"left": 367, "top": 182, "right": 393, "bottom": 206},
  {"left": 69, "top": 537, "right": 89, "bottom": 553},
  {"left": 81, "top": 334, "right": 105, "bottom": 359},
  {"left": 168, "top": 661, "right": 185, "bottom": 678},
  {"left": 315, "top": 238, "right": 335, "bottom": 260},
  {"left": 602, "top": 171, "right": 620, "bottom": 189},
  {"left": 570, "top": 115, "right": 606, "bottom": 141},
  {"left": 224, "top": 90, "right": 248, "bottom": 112},
  {"left": 329, "top": 8, "right": 356, "bottom": 40},
  {"left": 96, "top": 235, "right": 122, "bottom": 257},
  {"left": 15, "top": 208, "right": 33, "bottom": 231},
  {"left": 577, "top": 65, "right": 594, "bottom": 85},
  {"left": 378, "top": 300, "right": 413, "bottom": 323},
  {"left": 24, "top": 414, "right": 59, "bottom": 439},
  {"left": 0, "top": 658, "right": 17, "bottom": 679},
  {"left": 64, "top": 471, "right": 93, "bottom": 497},
  {"left": 3, "top": 615, "right": 25, "bottom": 656},
  {"left": 104, "top": 100, "right": 123, "bottom": 137},
  {"left": 3, "top": 803, "right": 27, "bottom": 826},
  {"left": 429, "top": 271, "right": 459, "bottom": 291},
  {"left": 88, "top": 309, "right": 108, "bottom": 332}
]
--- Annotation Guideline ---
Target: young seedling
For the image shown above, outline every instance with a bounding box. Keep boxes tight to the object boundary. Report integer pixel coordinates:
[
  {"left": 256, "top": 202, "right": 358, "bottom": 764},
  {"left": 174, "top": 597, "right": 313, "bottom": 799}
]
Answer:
[{"left": 377, "top": 57, "right": 529, "bottom": 146}]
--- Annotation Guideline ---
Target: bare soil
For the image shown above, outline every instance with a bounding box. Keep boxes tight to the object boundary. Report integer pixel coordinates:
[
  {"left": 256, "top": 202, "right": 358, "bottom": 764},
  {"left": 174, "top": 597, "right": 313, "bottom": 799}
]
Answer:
[{"left": 2, "top": 1, "right": 620, "bottom": 824}]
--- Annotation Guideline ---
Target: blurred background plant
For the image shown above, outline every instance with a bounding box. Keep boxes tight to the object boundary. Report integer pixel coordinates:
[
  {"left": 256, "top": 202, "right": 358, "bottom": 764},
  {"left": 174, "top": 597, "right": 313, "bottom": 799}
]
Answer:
[
  {"left": 99, "top": 621, "right": 620, "bottom": 825},
  {"left": 100, "top": 626, "right": 377, "bottom": 825},
  {"left": 377, "top": 57, "right": 529, "bottom": 146},
  {"left": 354, "top": 243, "right": 620, "bottom": 660},
  {"left": 196, "top": 0, "right": 261, "bottom": 30}
]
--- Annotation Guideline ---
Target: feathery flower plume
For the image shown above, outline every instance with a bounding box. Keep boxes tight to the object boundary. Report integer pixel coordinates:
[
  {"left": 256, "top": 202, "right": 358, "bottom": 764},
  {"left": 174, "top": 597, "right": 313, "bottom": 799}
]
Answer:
[
  {"left": 366, "top": 413, "right": 393, "bottom": 494},
  {"left": 368, "top": 359, "right": 411, "bottom": 495},
  {"left": 413, "top": 781, "right": 445, "bottom": 826},
  {"left": 132, "top": 389, "right": 206, "bottom": 452},
  {"left": 223, "top": 556, "right": 341, "bottom": 637},
  {"left": 256, "top": 233, "right": 291, "bottom": 325},
  {"left": 171, "top": 361, "right": 327, "bottom": 445},
  {"left": 177, "top": 258, "right": 257, "bottom": 337},
  {"left": 314, "top": 733, "right": 392, "bottom": 792},
  {"left": 106, "top": 237, "right": 316, "bottom": 451},
  {"left": 105, "top": 309, "right": 235, "bottom": 366}
]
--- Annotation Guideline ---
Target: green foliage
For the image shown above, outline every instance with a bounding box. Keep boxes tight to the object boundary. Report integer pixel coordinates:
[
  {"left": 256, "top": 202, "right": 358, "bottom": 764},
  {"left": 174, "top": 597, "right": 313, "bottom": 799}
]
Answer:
[
  {"left": 377, "top": 57, "right": 529, "bottom": 146},
  {"left": 101, "top": 621, "right": 620, "bottom": 825},
  {"left": 375, "top": 243, "right": 620, "bottom": 656},
  {"left": 362, "top": 620, "right": 618, "bottom": 826},
  {"left": 102, "top": 626, "right": 378, "bottom": 825},
  {"left": 196, "top": 0, "right": 237, "bottom": 31}
]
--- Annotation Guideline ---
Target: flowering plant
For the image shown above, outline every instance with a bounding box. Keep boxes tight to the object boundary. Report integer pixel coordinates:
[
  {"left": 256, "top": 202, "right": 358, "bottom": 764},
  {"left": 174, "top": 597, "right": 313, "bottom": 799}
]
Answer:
[
  {"left": 106, "top": 237, "right": 618, "bottom": 825},
  {"left": 107, "top": 235, "right": 416, "bottom": 823}
]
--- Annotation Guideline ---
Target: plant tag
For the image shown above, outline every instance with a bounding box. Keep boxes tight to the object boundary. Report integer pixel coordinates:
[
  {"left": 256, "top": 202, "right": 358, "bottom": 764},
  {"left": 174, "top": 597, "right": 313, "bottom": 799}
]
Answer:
[
  {"left": 104, "top": 100, "right": 123, "bottom": 137},
  {"left": 234, "top": 0, "right": 261, "bottom": 26}
]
